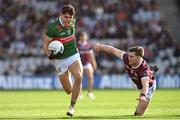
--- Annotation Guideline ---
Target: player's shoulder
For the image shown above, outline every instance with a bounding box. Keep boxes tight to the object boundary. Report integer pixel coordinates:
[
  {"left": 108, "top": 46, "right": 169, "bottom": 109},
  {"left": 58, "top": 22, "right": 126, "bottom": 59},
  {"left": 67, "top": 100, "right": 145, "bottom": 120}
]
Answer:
[
  {"left": 139, "top": 60, "right": 149, "bottom": 73},
  {"left": 47, "top": 18, "right": 60, "bottom": 27},
  {"left": 47, "top": 22, "right": 57, "bottom": 29},
  {"left": 122, "top": 52, "right": 128, "bottom": 60},
  {"left": 46, "top": 20, "right": 60, "bottom": 38},
  {"left": 142, "top": 60, "right": 149, "bottom": 68},
  {"left": 85, "top": 40, "right": 92, "bottom": 46}
]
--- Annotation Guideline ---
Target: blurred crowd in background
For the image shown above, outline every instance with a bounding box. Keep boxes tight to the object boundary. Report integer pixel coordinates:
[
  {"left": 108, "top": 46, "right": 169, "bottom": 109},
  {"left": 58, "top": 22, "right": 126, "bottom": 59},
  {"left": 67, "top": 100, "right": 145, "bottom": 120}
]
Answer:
[{"left": 0, "top": 0, "right": 180, "bottom": 76}]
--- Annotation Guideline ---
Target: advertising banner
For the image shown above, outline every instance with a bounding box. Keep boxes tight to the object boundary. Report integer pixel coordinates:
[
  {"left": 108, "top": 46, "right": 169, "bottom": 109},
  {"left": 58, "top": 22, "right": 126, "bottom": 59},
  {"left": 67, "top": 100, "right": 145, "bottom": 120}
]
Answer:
[{"left": 0, "top": 74, "right": 180, "bottom": 89}]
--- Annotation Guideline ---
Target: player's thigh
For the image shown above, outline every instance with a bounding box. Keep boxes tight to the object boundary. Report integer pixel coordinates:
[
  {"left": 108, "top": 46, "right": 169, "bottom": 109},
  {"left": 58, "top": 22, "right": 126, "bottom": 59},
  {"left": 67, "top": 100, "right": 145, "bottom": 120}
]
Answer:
[
  {"left": 69, "top": 59, "right": 83, "bottom": 82},
  {"left": 59, "top": 71, "right": 72, "bottom": 91}
]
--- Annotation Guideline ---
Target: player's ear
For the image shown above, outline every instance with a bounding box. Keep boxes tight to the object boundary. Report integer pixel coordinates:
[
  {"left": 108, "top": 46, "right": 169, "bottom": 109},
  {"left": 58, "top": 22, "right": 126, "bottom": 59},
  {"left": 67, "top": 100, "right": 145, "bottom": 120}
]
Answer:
[{"left": 135, "top": 54, "right": 140, "bottom": 59}]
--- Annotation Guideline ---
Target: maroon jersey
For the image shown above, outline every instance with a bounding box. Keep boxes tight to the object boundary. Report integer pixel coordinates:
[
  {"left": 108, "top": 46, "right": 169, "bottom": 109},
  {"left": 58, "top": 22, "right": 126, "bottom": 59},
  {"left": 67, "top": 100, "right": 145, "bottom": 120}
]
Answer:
[
  {"left": 123, "top": 53, "right": 155, "bottom": 89},
  {"left": 77, "top": 40, "right": 93, "bottom": 65}
]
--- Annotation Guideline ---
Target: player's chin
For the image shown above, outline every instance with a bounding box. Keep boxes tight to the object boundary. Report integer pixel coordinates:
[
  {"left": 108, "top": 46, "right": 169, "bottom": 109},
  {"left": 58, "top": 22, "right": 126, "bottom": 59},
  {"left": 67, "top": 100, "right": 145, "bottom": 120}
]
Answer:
[
  {"left": 64, "top": 22, "right": 70, "bottom": 25},
  {"left": 64, "top": 24, "right": 70, "bottom": 28},
  {"left": 129, "top": 62, "right": 133, "bottom": 65},
  {"left": 129, "top": 61, "right": 136, "bottom": 65}
]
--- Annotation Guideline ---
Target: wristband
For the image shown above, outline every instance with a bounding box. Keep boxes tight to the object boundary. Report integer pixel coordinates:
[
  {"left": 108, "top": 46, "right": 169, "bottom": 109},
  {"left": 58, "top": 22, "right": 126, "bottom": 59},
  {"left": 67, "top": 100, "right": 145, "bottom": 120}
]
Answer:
[{"left": 141, "top": 93, "right": 146, "bottom": 97}]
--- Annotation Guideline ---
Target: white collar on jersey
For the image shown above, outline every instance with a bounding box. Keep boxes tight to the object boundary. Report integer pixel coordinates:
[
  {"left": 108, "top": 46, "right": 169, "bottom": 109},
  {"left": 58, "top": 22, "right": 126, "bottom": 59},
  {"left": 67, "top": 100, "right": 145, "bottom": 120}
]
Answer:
[
  {"left": 58, "top": 17, "right": 64, "bottom": 27},
  {"left": 132, "top": 58, "right": 143, "bottom": 69}
]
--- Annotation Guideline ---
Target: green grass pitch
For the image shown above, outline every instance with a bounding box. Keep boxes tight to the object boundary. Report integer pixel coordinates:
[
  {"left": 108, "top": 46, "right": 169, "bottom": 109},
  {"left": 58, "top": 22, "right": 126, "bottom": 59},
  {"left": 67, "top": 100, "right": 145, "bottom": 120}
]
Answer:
[{"left": 0, "top": 89, "right": 180, "bottom": 120}]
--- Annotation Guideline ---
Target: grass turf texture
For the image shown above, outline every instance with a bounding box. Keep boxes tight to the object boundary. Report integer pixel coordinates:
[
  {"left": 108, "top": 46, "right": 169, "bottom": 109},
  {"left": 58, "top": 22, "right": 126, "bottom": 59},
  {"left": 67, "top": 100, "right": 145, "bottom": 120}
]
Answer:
[{"left": 0, "top": 89, "right": 180, "bottom": 120}]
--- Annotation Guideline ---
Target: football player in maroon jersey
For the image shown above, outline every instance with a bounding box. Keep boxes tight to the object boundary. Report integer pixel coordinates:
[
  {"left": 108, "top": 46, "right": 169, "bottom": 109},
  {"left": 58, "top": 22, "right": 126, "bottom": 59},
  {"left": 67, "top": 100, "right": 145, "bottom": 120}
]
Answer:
[
  {"left": 95, "top": 43, "right": 158, "bottom": 116},
  {"left": 77, "top": 32, "right": 97, "bottom": 99}
]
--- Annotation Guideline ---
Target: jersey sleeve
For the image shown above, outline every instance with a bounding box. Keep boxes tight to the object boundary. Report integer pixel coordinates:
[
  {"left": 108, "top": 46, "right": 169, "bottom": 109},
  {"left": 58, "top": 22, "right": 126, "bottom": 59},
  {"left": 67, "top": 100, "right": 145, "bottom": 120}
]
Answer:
[
  {"left": 122, "top": 52, "right": 128, "bottom": 64},
  {"left": 46, "top": 24, "right": 56, "bottom": 38}
]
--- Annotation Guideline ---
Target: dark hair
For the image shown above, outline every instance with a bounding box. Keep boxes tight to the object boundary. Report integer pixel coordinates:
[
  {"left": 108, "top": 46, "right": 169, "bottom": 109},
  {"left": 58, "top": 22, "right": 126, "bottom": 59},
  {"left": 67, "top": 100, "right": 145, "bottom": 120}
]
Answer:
[
  {"left": 128, "top": 46, "right": 144, "bottom": 57},
  {"left": 62, "top": 4, "right": 75, "bottom": 16}
]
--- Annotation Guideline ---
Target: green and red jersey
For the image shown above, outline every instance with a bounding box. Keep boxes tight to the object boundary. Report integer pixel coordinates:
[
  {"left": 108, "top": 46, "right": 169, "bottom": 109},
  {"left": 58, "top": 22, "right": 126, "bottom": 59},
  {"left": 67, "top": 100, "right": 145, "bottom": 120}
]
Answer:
[{"left": 46, "top": 17, "right": 78, "bottom": 59}]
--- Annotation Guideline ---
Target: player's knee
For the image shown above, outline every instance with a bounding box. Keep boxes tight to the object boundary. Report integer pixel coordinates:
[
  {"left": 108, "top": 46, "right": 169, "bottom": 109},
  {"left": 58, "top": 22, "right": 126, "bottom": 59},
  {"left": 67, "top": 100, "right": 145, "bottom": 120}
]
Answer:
[
  {"left": 87, "top": 74, "right": 93, "bottom": 80},
  {"left": 64, "top": 89, "right": 72, "bottom": 94},
  {"left": 74, "top": 73, "right": 83, "bottom": 84}
]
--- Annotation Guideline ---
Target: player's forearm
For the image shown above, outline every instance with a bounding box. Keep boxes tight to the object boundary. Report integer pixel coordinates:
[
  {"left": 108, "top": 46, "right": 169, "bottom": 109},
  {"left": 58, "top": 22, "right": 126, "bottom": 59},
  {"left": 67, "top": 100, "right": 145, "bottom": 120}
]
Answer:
[
  {"left": 99, "top": 44, "right": 116, "bottom": 55},
  {"left": 141, "top": 80, "right": 149, "bottom": 95},
  {"left": 43, "top": 36, "right": 51, "bottom": 56},
  {"left": 43, "top": 44, "right": 50, "bottom": 56},
  {"left": 96, "top": 43, "right": 124, "bottom": 59}
]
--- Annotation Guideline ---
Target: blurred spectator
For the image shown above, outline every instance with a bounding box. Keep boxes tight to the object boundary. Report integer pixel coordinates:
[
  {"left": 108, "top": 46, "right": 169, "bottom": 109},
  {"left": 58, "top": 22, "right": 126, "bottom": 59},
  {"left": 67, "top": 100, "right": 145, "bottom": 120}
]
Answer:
[{"left": 0, "top": 0, "right": 179, "bottom": 75}]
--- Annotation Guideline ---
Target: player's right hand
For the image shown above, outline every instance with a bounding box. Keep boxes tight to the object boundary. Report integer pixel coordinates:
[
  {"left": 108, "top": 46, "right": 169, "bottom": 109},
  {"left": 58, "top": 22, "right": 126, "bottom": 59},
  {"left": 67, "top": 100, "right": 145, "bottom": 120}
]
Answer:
[
  {"left": 95, "top": 43, "right": 101, "bottom": 52},
  {"left": 48, "top": 52, "right": 56, "bottom": 60}
]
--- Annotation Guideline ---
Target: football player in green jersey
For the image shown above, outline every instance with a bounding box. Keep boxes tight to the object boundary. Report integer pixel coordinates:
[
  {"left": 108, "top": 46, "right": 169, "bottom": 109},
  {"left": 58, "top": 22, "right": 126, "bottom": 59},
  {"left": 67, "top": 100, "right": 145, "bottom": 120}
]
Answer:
[{"left": 43, "top": 4, "right": 83, "bottom": 117}]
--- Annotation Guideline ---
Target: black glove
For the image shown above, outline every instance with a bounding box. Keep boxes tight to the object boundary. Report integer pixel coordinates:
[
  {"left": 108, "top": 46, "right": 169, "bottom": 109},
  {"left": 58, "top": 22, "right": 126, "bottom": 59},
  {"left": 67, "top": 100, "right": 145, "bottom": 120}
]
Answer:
[
  {"left": 48, "top": 52, "right": 56, "bottom": 60},
  {"left": 150, "top": 65, "right": 159, "bottom": 73}
]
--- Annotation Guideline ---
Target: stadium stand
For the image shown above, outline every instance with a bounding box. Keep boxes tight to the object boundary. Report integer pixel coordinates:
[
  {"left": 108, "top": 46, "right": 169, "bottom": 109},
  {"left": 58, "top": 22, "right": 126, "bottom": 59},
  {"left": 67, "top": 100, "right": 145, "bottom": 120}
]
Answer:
[{"left": 0, "top": 0, "right": 180, "bottom": 76}]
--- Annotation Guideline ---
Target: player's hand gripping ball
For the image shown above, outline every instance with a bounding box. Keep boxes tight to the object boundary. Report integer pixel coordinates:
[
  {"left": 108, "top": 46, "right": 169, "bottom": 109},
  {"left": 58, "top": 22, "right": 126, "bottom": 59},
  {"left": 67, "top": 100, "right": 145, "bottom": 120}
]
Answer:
[{"left": 48, "top": 40, "right": 64, "bottom": 55}]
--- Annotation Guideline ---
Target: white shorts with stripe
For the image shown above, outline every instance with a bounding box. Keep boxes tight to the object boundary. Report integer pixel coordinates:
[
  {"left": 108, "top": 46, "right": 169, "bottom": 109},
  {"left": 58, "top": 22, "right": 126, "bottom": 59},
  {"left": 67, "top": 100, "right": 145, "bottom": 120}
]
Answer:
[
  {"left": 83, "top": 63, "right": 93, "bottom": 70},
  {"left": 54, "top": 53, "right": 81, "bottom": 76},
  {"left": 146, "top": 81, "right": 156, "bottom": 99}
]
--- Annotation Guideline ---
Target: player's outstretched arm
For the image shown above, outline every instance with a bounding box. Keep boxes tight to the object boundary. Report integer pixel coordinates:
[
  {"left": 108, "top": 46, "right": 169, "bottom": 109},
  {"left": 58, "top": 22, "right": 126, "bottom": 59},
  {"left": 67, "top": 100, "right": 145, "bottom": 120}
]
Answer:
[{"left": 95, "top": 43, "right": 125, "bottom": 59}]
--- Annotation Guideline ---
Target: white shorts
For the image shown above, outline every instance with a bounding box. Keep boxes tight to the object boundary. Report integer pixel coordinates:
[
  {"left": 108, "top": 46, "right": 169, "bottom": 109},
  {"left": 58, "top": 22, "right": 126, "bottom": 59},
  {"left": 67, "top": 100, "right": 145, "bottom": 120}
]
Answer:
[
  {"left": 83, "top": 63, "right": 93, "bottom": 70},
  {"left": 146, "top": 81, "right": 156, "bottom": 99},
  {"left": 54, "top": 53, "right": 81, "bottom": 76}
]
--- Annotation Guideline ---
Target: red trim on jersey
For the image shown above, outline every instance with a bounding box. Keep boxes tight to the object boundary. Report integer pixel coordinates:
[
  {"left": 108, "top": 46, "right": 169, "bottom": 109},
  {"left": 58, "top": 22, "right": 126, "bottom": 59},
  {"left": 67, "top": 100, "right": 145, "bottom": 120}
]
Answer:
[{"left": 52, "top": 34, "right": 75, "bottom": 44}]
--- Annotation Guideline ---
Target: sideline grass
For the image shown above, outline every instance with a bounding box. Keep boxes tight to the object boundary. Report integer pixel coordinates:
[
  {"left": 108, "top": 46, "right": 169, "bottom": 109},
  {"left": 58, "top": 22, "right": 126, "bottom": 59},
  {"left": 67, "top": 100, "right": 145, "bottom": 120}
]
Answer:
[{"left": 0, "top": 89, "right": 180, "bottom": 120}]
